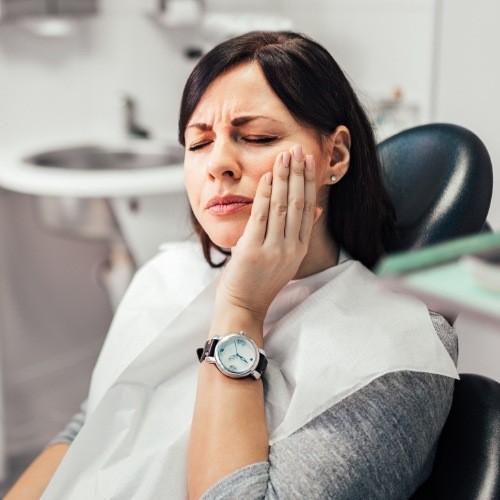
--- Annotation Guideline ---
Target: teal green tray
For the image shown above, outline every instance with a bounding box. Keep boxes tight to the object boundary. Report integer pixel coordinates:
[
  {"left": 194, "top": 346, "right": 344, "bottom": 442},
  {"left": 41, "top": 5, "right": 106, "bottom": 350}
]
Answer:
[{"left": 375, "top": 232, "right": 500, "bottom": 323}]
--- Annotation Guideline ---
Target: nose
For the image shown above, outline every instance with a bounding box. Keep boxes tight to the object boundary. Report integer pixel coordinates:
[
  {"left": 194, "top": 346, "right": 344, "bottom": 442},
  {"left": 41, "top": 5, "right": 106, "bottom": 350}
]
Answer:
[{"left": 205, "top": 139, "right": 242, "bottom": 181}]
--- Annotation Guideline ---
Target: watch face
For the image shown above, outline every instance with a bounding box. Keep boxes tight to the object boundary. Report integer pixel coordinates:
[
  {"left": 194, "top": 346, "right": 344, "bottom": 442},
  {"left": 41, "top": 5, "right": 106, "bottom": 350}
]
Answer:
[{"left": 215, "top": 334, "right": 259, "bottom": 378}]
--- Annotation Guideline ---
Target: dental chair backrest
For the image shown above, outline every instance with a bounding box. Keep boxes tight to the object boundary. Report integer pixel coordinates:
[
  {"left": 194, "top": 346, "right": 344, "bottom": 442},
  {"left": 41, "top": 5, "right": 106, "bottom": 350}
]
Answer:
[{"left": 378, "top": 123, "right": 493, "bottom": 251}]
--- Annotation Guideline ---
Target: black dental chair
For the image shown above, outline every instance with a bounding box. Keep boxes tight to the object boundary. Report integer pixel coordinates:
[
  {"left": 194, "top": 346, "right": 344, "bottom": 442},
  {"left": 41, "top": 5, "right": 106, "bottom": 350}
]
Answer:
[{"left": 377, "top": 123, "right": 500, "bottom": 500}]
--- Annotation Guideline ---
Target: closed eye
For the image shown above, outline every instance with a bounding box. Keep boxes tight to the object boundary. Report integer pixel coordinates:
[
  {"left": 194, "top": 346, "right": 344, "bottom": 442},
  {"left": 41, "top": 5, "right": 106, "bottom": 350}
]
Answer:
[
  {"left": 243, "top": 136, "right": 278, "bottom": 144},
  {"left": 188, "top": 141, "right": 212, "bottom": 152},
  {"left": 187, "top": 136, "right": 278, "bottom": 152}
]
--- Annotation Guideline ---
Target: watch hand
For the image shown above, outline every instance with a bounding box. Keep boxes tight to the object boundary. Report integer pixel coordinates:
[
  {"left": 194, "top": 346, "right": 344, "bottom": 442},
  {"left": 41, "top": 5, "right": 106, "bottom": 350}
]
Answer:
[
  {"left": 237, "top": 354, "right": 249, "bottom": 364},
  {"left": 234, "top": 340, "right": 239, "bottom": 355}
]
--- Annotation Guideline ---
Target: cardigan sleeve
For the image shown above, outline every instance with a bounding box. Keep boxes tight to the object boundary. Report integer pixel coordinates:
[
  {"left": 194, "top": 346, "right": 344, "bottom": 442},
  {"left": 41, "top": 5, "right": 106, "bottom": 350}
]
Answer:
[
  {"left": 43, "top": 398, "right": 88, "bottom": 450},
  {"left": 201, "top": 311, "right": 458, "bottom": 500}
]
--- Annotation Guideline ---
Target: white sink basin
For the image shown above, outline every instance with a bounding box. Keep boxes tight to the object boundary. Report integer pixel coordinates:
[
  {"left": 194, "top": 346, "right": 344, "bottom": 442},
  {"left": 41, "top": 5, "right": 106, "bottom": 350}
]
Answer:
[
  {"left": 24, "top": 144, "right": 183, "bottom": 171},
  {"left": 0, "top": 138, "right": 190, "bottom": 253},
  {"left": 0, "top": 138, "right": 186, "bottom": 198}
]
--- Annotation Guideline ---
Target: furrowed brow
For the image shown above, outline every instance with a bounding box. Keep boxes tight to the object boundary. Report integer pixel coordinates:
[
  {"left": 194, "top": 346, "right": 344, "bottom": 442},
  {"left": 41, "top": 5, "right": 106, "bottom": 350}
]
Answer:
[
  {"left": 186, "top": 115, "right": 282, "bottom": 130},
  {"left": 186, "top": 122, "right": 212, "bottom": 131},
  {"left": 231, "top": 115, "right": 283, "bottom": 126}
]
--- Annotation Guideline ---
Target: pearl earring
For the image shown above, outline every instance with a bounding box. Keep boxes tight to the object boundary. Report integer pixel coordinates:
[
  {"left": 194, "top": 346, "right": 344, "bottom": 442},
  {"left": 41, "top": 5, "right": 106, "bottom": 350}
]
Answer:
[{"left": 330, "top": 174, "right": 337, "bottom": 184}]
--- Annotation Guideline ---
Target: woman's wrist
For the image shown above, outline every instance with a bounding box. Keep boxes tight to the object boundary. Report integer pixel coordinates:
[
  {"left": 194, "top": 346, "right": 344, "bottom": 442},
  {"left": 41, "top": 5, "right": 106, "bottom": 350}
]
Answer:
[{"left": 209, "top": 301, "right": 265, "bottom": 348}]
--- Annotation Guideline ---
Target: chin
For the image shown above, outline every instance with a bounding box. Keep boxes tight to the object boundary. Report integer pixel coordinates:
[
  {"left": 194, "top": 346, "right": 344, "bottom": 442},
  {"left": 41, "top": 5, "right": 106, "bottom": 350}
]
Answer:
[
  {"left": 208, "top": 232, "right": 241, "bottom": 250},
  {"left": 205, "top": 221, "right": 246, "bottom": 250}
]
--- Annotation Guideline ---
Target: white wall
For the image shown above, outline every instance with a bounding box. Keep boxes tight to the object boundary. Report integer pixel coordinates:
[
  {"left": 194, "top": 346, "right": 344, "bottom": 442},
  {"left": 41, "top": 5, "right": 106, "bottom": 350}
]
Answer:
[{"left": 436, "top": 0, "right": 500, "bottom": 230}]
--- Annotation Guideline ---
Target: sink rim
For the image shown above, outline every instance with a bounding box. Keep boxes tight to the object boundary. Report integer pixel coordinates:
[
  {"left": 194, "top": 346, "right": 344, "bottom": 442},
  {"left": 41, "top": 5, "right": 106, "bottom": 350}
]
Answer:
[
  {"left": 23, "top": 143, "right": 185, "bottom": 171},
  {"left": 0, "top": 138, "right": 186, "bottom": 198}
]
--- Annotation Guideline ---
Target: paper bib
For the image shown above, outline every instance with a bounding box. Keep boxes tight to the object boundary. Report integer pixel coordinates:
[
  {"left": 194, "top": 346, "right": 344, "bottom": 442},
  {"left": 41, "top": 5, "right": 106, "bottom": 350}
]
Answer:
[{"left": 42, "top": 241, "right": 458, "bottom": 499}]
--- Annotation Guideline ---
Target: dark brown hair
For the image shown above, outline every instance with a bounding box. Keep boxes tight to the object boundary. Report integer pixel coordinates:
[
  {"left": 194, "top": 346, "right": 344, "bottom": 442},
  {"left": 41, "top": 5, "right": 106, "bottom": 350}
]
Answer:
[{"left": 178, "top": 31, "right": 397, "bottom": 270}]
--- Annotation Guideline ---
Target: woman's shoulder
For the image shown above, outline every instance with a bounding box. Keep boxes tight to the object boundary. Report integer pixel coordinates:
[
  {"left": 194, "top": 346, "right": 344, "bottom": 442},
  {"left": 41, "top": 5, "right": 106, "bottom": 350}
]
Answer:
[
  {"left": 427, "top": 311, "right": 458, "bottom": 364},
  {"left": 264, "top": 310, "right": 457, "bottom": 498}
]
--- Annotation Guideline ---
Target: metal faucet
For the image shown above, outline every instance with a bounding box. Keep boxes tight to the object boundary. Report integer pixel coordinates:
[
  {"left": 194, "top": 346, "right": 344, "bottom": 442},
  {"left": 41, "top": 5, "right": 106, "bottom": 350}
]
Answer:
[{"left": 121, "top": 94, "right": 151, "bottom": 140}]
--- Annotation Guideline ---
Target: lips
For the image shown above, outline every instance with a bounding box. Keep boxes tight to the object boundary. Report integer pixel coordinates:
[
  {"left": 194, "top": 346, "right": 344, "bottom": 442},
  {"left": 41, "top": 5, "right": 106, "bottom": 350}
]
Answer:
[{"left": 206, "top": 194, "right": 253, "bottom": 215}]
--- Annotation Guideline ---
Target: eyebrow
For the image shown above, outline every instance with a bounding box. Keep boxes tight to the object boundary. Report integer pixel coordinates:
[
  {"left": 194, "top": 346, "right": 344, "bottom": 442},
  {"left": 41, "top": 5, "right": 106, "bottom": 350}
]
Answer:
[{"left": 186, "top": 115, "right": 283, "bottom": 130}]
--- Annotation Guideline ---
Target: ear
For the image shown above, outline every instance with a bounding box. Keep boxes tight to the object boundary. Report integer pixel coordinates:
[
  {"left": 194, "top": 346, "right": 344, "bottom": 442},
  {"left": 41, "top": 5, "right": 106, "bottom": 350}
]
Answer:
[{"left": 321, "top": 125, "right": 351, "bottom": 186}]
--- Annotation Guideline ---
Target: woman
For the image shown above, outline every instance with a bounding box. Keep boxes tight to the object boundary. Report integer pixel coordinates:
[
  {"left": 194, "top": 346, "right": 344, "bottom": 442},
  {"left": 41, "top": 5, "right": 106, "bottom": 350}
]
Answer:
[{"left": 7, "top": 31, "right": 458, "bottom": 499}]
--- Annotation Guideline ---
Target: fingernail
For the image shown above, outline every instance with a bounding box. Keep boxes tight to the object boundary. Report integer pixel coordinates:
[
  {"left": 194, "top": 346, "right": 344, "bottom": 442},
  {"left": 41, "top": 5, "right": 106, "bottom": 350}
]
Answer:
[
  {"left": 305, "top": 155, "right": 315, "bottom": 170},
  {"left": 292, "top": 145, "right": 304, "bottom": 162},
  {"left": 314, "top": 207, "right": 324, "bottom": 222},
  {"left": 265, "top": 172, "right": 273, "bottom": 185},
  {"left": 282, "top": 151, "right": 291, "bottom": 167}
]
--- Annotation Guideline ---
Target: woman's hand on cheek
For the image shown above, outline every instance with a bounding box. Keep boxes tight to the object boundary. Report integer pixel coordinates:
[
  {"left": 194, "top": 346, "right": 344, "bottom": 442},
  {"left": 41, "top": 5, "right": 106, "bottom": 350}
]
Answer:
[{"left": 216, "top": 145, "right": 320, "bottom": 323}]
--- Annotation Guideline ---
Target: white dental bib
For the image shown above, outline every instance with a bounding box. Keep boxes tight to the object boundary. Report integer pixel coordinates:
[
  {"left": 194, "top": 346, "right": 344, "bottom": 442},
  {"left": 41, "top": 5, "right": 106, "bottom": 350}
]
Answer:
[{"left": 42, "top": 241, "right": 459, "bottom": 499}]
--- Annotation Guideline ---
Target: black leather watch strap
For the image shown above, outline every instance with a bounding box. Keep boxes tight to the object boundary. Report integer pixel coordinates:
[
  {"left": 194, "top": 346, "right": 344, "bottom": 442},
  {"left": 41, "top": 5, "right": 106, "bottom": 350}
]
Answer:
[
  {"left": 255, "top": 352, "right": 268, "bottom": 376},
  {"left": 196, "top": 337, "right": 219, "bottom": 362}
]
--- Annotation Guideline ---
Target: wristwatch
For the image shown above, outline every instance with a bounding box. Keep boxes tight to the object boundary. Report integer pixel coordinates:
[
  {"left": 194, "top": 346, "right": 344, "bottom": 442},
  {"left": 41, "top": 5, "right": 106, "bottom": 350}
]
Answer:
[{"left": 197, "top": 331, "right": 267, "bottom": 380}]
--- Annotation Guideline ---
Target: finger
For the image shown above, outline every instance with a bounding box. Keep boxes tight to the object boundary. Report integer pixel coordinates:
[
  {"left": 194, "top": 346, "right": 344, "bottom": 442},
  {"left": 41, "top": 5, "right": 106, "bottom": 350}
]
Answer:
[
  {"left": 299, "top": 154, "right": 317, "bottom": 243},
  {"left": 264, "top": 150, "right": 291, "bottom": 243},
  {"left": 284, "top": 144, "right": 306, "bottom": 241},
  {"left": 239, "top": 170, "right": 273, "bottom": 246}
]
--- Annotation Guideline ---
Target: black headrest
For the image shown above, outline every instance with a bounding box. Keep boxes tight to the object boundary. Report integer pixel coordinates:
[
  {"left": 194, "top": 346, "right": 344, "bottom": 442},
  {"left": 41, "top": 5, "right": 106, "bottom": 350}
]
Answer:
[{"left": 378, "top": 124, "right": 493, "bottom": 252}]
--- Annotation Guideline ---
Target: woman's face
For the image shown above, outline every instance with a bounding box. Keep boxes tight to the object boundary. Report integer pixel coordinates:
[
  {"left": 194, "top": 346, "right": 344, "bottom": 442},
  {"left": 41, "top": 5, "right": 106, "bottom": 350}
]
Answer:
[{"left": 183, "top": 61, "right": 336, "bottom": 249}]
